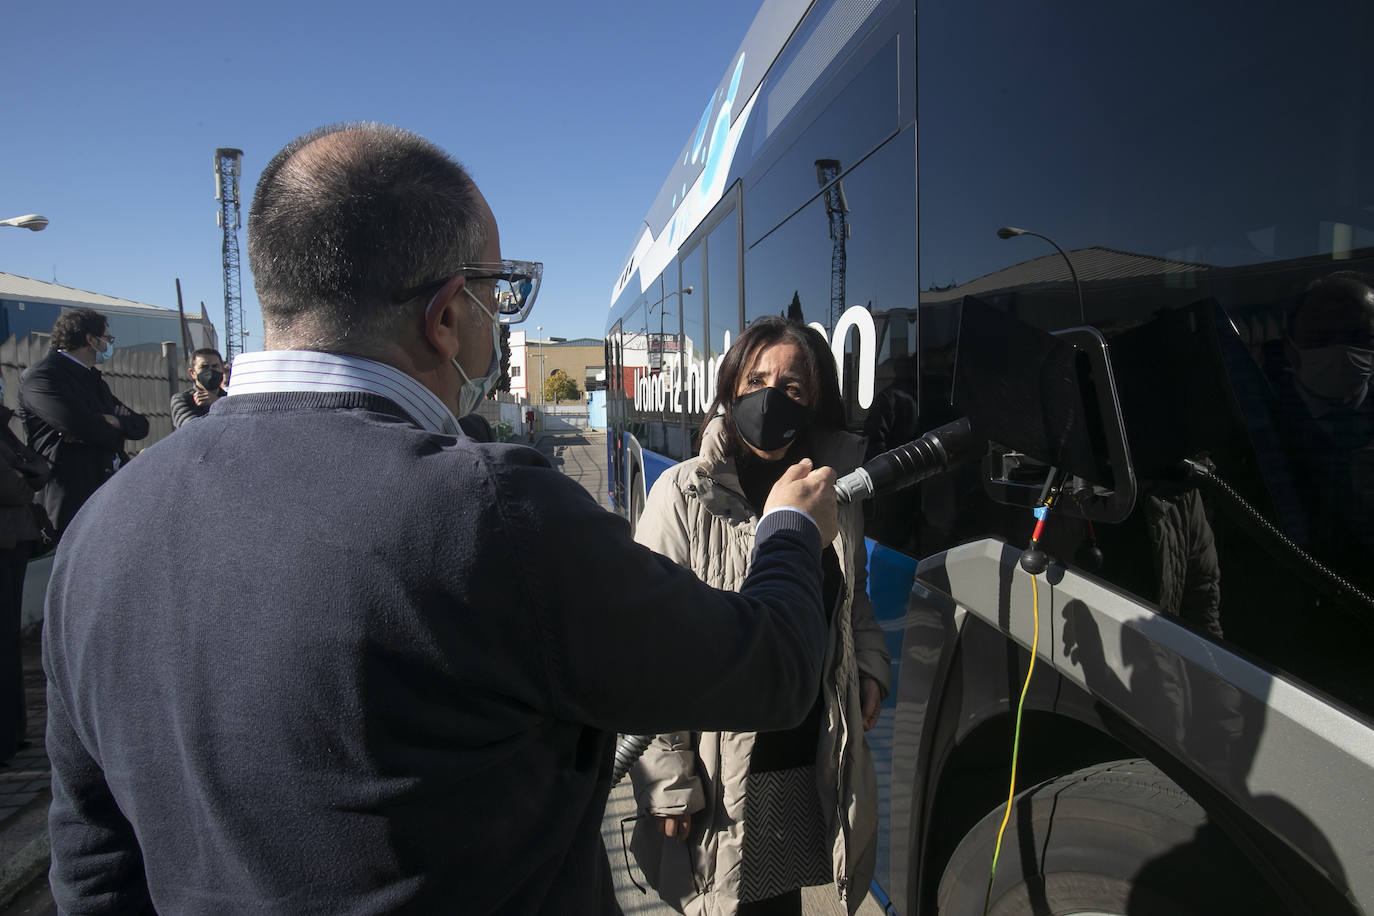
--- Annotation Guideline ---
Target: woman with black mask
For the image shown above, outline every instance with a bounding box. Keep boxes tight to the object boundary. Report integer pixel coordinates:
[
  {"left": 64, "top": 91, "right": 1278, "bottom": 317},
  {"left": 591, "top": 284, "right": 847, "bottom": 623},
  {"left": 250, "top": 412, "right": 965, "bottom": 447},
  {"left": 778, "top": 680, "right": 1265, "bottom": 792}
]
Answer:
[{"left": 629, "top": 317, "right": 889, "bottom": 916}]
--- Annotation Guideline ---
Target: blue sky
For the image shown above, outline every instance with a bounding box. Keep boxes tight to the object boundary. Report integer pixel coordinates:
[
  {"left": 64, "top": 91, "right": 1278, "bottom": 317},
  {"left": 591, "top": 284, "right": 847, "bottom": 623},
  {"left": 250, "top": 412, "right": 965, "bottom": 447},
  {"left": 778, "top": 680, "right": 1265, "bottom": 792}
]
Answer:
[{"left": 1, "top": 0, "right": 762, "bottom": 346}]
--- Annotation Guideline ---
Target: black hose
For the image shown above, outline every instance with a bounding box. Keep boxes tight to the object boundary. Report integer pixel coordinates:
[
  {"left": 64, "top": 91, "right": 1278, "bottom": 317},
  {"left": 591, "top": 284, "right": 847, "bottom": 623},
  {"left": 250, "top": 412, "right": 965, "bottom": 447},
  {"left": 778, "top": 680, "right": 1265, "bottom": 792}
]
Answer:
[
  {"left": 1180, "top": 458, "right": 1374, "bottom": 616},
  {"left": 610, "top": 733, "right": 653, "bottom": 787}
]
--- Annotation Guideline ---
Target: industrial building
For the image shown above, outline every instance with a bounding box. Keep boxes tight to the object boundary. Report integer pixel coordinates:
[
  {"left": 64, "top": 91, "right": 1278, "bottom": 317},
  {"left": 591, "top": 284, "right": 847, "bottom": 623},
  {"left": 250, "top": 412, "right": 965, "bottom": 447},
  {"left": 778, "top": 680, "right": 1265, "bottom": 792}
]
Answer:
[{"left": 0, "top": 272, "right": 219, "bottom": 354}]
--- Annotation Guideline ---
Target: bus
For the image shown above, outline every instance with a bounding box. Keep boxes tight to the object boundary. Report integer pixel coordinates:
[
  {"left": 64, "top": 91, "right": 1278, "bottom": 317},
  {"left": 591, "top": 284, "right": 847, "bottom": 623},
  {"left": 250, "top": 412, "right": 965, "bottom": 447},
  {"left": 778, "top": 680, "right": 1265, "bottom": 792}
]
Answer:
[{"left": 603, "top": 0, "right": 1374, "bottom": 912}]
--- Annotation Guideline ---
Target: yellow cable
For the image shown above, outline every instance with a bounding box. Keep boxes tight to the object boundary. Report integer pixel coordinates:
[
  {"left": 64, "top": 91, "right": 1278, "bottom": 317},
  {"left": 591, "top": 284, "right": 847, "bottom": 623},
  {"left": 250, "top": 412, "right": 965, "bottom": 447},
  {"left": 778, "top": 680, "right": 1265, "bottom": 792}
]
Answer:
[{"left": 983, "top": 569, "right": 1041, "bottom": 915}]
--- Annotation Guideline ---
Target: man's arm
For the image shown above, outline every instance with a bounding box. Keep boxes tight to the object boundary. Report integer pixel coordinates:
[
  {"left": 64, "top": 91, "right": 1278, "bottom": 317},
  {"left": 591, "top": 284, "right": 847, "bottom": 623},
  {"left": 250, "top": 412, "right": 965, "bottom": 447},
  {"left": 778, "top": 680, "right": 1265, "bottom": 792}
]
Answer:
[
  {"left": 97, "top": 377, "right": 149, "bottom": 442},
  {"left": 20, "top": 365, "right": 125, "bottom": 448},
  {"left": 491, "top": 458, "right": 833, "bottom": 737},
  {"left": 169, "top": 392, "right": 198, "bottom": 430},
  {"left": 44, "top": 654, "right": 152, "bottom": 913}
]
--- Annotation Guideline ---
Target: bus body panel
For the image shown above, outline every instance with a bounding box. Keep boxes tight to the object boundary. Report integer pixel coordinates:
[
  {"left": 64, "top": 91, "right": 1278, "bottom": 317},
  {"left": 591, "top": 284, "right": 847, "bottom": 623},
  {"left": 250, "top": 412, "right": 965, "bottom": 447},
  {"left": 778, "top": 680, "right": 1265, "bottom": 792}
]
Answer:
[{"left": 889, "top": 539, "right": 1373, "bottom": 912}]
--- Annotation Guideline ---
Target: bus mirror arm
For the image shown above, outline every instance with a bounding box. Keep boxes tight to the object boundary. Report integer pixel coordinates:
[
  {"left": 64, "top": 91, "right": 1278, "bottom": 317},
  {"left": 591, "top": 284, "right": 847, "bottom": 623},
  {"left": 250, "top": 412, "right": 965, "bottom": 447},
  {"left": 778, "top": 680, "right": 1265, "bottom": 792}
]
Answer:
[{"left": 834, "top": 417, "right": 978, "bottom": 504}]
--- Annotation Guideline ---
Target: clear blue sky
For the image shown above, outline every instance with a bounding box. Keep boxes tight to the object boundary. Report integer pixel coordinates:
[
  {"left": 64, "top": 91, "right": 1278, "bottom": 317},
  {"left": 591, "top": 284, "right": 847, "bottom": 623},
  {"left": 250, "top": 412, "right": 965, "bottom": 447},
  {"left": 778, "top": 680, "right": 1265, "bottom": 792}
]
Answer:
[{"left": 1, "top": 0, "right": 762, "bottom": 347}]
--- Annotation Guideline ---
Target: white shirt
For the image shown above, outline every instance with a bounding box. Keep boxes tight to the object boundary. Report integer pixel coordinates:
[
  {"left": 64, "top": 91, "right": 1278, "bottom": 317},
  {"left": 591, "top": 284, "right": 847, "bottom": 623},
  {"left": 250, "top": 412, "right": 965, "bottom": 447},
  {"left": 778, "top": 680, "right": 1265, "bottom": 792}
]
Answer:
[{"left": 226, "top": 350, "right": 462, "bottom": 437}]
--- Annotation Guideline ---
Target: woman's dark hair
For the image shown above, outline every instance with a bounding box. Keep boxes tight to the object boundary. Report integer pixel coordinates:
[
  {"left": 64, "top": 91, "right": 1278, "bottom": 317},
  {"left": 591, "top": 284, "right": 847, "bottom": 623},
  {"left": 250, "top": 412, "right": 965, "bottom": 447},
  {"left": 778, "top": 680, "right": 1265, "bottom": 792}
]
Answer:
[
  {"left": 50, "top": 309, "right": 107, "bottom": 352},
  {"left": 700, "top": 315, "right": 844, "bottom": 456}
]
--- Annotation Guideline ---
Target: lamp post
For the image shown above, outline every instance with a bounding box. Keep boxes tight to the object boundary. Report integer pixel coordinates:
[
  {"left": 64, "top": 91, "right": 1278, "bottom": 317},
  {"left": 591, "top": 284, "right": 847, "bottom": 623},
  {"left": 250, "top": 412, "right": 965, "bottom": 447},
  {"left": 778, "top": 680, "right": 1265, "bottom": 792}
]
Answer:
[
  {"left": 646, "top": 286, "right": 694, "bottom": 423},
  {"left": 536, "top": 325, "right": 545, "bottom": 413},
  {"left": 648, "top": 286, "right": 694, "bottom": 374},
  {"left": 996, "top": 225, "right": 1084, "bottom": 324},
  {"left": 0, "top": 214, "right": 49, "bottom": 232}
]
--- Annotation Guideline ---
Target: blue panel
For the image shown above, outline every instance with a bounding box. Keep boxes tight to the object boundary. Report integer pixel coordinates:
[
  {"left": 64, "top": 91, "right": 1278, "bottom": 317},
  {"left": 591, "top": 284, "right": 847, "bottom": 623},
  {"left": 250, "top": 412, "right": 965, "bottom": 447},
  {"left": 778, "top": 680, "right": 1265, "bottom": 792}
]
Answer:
[
  {"left": 864, "top": 538, "right": 919, "bottom": 907},
  {"left": 640, "top": 448, "right": 677, "bottom": 494}
]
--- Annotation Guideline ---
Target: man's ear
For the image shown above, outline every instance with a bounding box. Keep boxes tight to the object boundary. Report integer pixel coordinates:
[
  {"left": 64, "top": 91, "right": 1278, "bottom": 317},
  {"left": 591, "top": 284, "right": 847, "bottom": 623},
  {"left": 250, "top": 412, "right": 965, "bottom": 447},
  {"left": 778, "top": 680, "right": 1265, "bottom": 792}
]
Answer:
[{"left": 422, "top": 274, "right": 468, "bottom": 362}]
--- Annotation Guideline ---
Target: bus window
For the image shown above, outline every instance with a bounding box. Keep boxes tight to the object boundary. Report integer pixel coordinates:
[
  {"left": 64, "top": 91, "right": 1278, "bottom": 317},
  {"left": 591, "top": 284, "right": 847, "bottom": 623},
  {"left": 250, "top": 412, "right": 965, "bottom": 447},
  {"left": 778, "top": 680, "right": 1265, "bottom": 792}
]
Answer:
[
  {"left": 680, "top": 245, "right": 708, "bottom": 450},
  {"left": 917, "top": 0, "right": 1374, "bottom": 710},
  {"left": 744, "top": 133, "right": 917, "bottom": 422},
  {"left": 706, "top": 208, "right": 741, "bottom": 360},
  {"left": 652, "top": 267, "right": 687, "bottom": 460}
]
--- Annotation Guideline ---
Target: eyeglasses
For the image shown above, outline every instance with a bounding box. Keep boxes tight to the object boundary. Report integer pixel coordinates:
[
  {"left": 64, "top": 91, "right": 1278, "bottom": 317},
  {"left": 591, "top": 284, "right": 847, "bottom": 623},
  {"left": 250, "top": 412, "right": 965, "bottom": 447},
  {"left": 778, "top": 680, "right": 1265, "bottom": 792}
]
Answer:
[
  {"left": 93, "top": 332, "right": 115, "bottom": 345},
  {"left": 394, "top": 259, "right": 543, "bottom": 325}
]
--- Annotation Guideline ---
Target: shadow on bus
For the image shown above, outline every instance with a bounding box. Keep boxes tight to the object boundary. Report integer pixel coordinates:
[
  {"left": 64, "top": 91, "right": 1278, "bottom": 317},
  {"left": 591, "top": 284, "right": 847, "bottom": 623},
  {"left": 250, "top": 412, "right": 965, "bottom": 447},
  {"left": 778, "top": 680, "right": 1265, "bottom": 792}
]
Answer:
[{"left": 1058, "top": 599, "right": 1349, "bottom": 914}]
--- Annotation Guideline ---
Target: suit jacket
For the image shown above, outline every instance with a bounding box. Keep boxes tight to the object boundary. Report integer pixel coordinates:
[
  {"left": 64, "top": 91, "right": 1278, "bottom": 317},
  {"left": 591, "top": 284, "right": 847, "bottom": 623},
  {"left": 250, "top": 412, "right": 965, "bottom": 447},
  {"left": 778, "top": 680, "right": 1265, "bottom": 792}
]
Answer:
[{"left": 18, "top": 351, "right": 149, "bottom": 539}]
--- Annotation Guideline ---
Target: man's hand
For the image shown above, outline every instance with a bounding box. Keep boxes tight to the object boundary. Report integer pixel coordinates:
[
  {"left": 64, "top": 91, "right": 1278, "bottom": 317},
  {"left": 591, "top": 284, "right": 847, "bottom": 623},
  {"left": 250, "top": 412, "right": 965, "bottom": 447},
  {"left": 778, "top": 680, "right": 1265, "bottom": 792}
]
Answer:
[
  {"left": 657, "top": 813, "right": 691, "bottom": 843},
  {"left": 763, "top": 458, "right": 839, "bottom": 544},
  {"left": 192, "top": 388, "right": 221, "bottom": 407},
  {"left": 861, "top": 676, "right": 882, "bottom": 731}
]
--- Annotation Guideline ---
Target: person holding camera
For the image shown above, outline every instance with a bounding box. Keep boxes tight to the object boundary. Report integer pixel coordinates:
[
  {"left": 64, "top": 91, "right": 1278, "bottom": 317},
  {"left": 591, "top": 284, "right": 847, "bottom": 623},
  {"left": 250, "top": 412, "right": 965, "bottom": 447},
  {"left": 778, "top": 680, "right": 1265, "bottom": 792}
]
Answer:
[{"left": 171, "top": 348, "right": 229, "bottom": 429}]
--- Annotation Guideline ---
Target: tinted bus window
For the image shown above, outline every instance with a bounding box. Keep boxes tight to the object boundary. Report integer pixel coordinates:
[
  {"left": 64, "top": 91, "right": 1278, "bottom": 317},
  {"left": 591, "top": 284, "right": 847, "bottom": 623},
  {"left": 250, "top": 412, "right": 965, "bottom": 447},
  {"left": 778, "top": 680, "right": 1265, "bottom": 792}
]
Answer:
[
  {"left": 706, "top": 209, "right": 741, "bottom": 360},
  {"left": 916, "top": 0, "right": 1374, "bottom": 710}
]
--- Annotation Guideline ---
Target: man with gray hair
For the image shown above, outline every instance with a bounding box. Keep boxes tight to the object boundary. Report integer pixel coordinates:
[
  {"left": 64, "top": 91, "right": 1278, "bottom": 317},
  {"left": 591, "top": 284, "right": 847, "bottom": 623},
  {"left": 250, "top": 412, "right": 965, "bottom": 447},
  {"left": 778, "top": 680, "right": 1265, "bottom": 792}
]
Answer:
[{"left": 42, "top": 123, "right": 840, "bottom": 913}]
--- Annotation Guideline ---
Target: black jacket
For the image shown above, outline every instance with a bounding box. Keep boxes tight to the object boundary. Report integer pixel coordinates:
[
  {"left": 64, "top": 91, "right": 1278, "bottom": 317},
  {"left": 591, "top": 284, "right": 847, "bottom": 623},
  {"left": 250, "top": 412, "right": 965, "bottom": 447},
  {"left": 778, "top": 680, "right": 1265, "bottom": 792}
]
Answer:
[
  {"left": 18, "top": 351, "right": 148, "bottom": 539},
  {"left": 170, "top": 387, "right": 227, "bottom": 428}
]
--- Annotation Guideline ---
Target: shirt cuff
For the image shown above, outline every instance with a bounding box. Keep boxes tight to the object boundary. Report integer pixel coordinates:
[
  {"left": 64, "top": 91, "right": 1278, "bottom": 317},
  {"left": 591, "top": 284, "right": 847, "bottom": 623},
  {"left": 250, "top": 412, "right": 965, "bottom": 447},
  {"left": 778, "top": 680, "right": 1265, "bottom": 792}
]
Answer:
[{"left": 758, "top": 506, "right": 820, "bottom": 537}]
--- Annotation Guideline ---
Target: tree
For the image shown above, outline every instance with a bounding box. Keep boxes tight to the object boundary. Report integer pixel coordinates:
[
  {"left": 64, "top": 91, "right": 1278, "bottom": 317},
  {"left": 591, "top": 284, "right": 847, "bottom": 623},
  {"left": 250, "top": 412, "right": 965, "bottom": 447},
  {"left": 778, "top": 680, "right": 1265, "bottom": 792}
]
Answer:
[
  {"left": 496, "top": 324, "right": 512, "bottom": 394},
  {"left": 543, "top": 369, "right": 581, "bottom": 405}
]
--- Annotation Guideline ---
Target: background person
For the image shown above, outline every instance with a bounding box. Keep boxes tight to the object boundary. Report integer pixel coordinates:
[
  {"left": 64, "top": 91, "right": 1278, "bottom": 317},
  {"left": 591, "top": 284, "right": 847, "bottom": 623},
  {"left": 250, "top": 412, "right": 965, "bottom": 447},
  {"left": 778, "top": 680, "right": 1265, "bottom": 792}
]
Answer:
[
  {"left": 170, "top": 348, "right": 228, "bottom": 428},
  {"left": 0, "top": 377, "right": 50, "bottom": 763},
  {"left": 1266, "top": 270, "right": 1374, "bottom": 594},
  {"left": 42, "top": 123, "right": 841, "bottom": 915},
  {"left": 629, "top": 316, "right": 890, "bottom": 916},
  {"left": 17, "top": 309, "right": 148, "bottom": 541}
]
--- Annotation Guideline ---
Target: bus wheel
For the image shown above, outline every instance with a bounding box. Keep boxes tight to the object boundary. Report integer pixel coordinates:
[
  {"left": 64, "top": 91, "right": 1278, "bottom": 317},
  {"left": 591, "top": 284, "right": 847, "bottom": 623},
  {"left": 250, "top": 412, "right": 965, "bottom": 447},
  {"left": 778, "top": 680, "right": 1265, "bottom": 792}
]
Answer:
[
  {"left": 937, "top": 759, "right": 1279, "bottom": 916},
  {"left": 628, "top": 469, "right": 644, "bottom": 537}
]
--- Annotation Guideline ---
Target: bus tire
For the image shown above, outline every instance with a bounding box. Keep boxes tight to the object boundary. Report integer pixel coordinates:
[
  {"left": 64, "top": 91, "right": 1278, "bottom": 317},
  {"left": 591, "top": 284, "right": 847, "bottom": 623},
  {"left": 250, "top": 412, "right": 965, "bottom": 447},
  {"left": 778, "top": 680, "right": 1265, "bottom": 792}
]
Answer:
[
  {"left": 936, "top": 758, "right": 1279, "bottom": 916},
  {"left": 628, "top": 469, "right": 645, "bottom": 537}
]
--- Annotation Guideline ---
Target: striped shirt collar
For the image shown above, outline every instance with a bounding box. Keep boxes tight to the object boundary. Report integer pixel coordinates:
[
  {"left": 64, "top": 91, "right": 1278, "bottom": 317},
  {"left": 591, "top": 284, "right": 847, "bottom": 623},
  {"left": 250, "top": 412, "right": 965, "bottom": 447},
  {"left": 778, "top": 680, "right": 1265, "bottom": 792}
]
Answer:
[{"left": 226, "top": 350, "right": 462, "bottom": 437}]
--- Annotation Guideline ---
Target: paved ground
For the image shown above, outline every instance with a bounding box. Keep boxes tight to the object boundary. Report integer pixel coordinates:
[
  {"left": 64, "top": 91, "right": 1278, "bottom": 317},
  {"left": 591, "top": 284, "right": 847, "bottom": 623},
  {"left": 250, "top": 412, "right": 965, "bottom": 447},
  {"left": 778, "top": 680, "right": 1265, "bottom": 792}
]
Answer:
[{"left": 0, "top": 634, "right": 52, "bottom": 914}]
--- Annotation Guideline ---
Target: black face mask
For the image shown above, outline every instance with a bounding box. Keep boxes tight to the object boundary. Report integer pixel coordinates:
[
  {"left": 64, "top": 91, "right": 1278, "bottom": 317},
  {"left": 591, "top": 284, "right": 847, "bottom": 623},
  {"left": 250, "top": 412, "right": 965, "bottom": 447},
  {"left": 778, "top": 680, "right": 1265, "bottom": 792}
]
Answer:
[
  {"left": 733, "top": 386, "right": 811, "bottom": 453},
  {"left": 196, "top": 368, "right": 224, "bottom": 391}
]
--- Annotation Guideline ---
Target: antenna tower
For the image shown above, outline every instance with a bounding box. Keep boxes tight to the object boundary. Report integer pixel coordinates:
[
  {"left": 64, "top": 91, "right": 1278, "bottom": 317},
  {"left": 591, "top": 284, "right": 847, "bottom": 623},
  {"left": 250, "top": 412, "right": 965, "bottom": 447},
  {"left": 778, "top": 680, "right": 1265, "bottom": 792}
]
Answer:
[
  {"left": 214, "top": 148, "right": 245, "bottom": 359},
  {"left": 815, "top": 159, "right": 850, "bottom": 329}
]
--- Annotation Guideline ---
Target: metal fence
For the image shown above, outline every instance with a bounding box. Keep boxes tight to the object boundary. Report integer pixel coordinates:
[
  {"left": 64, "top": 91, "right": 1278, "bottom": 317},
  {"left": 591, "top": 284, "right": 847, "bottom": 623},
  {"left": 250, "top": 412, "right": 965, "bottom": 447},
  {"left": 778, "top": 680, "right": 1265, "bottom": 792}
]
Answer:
[
  {"left": 2, "top": 340, "right": 594, "bottom": 448},
  {"left": 1, "top": 334, "right": 185, "bottom": 449}
]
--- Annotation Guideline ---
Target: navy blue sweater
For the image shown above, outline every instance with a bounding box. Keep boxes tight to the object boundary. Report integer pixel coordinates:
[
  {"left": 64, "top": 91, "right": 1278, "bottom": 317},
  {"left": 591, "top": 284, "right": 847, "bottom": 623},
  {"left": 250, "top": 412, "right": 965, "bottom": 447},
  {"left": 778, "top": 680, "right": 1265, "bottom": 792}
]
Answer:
[{"left": 42, "top": 392, "right": 826, "bottom": 914}]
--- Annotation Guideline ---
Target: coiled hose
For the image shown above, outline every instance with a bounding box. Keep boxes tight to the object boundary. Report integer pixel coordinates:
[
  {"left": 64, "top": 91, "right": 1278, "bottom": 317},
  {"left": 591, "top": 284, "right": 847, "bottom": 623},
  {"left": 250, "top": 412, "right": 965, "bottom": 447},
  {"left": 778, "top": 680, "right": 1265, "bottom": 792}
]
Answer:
[{"left": 1180, "top": 457, "right": 1374, "bottom": 615}]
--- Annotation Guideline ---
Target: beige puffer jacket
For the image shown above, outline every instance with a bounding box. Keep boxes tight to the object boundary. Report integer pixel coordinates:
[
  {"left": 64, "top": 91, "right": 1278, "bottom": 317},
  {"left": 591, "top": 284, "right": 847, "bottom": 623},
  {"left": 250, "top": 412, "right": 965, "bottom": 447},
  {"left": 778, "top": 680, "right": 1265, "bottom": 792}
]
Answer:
[{"left": 628, "top": 418, "right": 890, "bottom": 916}]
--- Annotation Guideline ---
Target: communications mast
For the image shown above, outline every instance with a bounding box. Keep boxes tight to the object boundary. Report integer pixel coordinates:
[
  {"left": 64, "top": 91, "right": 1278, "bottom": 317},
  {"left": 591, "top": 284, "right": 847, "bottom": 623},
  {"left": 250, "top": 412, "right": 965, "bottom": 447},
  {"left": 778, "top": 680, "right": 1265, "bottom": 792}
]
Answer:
[
  {"left": 815, "top": 159, "right": 850, "bottom": 330},
  {"left": 214, "top": 148, "right": 245, "bottom": 360}
]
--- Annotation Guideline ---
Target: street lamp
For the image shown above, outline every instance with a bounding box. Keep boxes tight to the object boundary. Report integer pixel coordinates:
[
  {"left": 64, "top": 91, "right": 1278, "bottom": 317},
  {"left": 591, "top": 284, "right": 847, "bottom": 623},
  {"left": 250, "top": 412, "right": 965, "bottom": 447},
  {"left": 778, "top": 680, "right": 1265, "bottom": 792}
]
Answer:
[
  {"left": 996, "top": 225, "right": 1084, "bottom": 324},
  {"left": 536, "top": 325, "right": 545, "bottom": 411},
  {"left": 0, "top": 214, "right": 49, "bottom": 232},
  {"left": 648, "top": 285, "right": 694, "bottom": 375}
]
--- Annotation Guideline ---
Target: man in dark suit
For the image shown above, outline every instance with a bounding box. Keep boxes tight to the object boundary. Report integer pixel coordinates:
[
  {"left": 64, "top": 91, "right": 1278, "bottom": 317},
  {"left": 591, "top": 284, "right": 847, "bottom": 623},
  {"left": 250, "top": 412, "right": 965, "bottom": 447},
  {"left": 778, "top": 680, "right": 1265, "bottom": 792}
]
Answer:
[{"left": 18, "top": 309, "right": 149, "bottom": 541}]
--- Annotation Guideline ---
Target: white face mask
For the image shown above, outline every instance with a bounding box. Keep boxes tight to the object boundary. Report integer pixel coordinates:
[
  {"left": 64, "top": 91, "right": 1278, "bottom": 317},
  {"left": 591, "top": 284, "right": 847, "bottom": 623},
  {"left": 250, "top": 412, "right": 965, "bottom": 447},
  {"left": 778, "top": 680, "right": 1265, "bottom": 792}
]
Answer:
[{"left": 452, "top": 287, "right": 502, "bottom": 416}]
